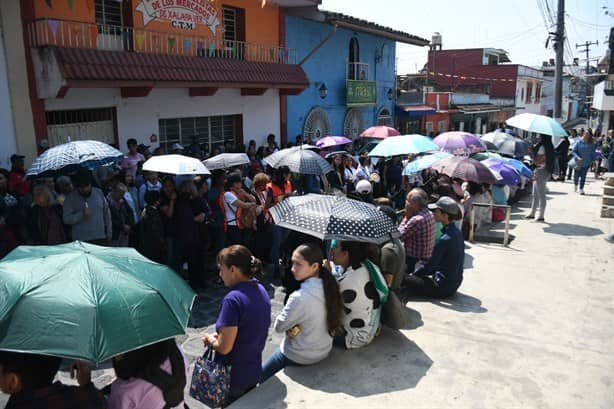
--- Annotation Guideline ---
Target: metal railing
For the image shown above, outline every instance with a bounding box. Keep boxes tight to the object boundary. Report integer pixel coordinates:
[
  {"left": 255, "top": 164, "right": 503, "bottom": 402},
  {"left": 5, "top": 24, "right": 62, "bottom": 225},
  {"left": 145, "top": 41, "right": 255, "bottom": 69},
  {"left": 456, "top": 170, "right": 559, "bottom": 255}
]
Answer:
[
  {"left": 27, "top": 18, "right": 297, "bottom": 64},
  {"left": 347, "top": 62, "right": 369, "bottom": 80},
  {"left": 605, "top": 80, "right": 614, "bottom": 91}
]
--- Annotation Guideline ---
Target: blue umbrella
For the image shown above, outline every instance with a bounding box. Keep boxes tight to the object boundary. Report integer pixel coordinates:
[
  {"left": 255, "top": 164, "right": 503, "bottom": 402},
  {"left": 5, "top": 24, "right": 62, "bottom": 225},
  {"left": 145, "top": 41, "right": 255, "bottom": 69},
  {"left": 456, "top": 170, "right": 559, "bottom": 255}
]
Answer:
[
  {"left": 481, "top": 158, "right": 521, "bottom": 186},
  {"left": 26, "top": 140, "right": 124, "bottom": 178},
  {"left": 368, "top": 134, "right": 439, "bottom": 157},
  {"left": 501, "top": 157, "right": 533, "bottom": 178},
  {"left": 402, "top": 151, "right": 453, "bottom": 175}
]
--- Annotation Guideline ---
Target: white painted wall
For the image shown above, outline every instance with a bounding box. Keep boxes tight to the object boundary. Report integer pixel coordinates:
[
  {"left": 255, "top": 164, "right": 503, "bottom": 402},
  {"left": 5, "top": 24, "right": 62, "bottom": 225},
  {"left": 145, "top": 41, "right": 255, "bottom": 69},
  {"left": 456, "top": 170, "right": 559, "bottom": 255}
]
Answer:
[
  {"left": 515, "top": 78, "right": 543, "bottom": 115},
  {"left": 0, "top": 14, "right": 17, "bottom": 169},
  {"left": 44, "top": 88, "right": 281, "bottom": 149},
  {"left": 593, "top": 81, "right": 614, "bottom": 111}
]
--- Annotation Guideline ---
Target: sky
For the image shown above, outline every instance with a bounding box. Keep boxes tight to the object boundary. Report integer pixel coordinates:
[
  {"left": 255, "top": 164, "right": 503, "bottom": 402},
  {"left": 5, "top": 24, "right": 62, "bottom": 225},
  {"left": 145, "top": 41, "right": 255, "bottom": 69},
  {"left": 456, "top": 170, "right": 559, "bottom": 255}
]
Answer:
[{"left": 320, "top": 0, "right": 613, "bottom": 74}]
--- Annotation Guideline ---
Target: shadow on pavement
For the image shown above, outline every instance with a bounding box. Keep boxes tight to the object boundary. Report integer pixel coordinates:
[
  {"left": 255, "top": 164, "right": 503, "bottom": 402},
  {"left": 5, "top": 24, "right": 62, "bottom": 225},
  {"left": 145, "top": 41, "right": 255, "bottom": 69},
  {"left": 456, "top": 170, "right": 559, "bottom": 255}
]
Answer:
[
  {"left": 229, "top": 377, "right": 289, "bottom": 409},
  {"left": 464, "top": 252, "right": 474, "bottom": 269},
  {"left": 408, "top": 292, "right": 487, "bottom": 314},
  {"left": 543, "top": 223, "right": 604, "bottom": 237},
  {"left": 282, "top": 327, "right": 432, "bottom": 397}
]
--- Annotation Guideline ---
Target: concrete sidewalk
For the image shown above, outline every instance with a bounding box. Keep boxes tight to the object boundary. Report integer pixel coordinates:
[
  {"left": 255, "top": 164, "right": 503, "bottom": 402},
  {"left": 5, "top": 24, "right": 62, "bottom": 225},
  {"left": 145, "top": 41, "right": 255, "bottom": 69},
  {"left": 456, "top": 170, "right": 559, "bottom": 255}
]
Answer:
[{"left": 232, "top": 176, "right": 614, "bottom": 409}]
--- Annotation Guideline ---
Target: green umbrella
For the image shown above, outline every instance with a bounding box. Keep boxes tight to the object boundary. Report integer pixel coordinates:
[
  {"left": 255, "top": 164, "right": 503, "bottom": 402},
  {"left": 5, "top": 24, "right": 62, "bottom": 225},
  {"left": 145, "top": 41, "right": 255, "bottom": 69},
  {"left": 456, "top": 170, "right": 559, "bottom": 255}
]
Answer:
[{"left": 0, "top": 241, "right": 195, "bottom": 364}]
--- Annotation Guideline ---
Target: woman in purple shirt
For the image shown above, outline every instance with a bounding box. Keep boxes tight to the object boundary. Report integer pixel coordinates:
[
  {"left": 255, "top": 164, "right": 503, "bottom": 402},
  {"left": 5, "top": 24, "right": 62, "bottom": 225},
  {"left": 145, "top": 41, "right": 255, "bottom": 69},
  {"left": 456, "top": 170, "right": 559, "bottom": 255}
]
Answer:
[{"left": 203, "top": 245, "right": 271, "bottom": 403}]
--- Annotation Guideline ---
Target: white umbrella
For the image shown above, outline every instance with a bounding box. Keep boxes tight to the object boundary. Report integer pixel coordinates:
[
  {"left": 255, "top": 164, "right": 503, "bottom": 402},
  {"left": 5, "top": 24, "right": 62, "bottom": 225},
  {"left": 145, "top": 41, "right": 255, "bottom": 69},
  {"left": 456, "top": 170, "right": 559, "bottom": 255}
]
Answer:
[
  {"left": 203, "top": 153, "right": 250, "bottom": 170},
  {"left": 264, "top": 146, "right": 333, "bottom": 175},
  {"left": 142, "top": 154, "right": 210, "bottom": 175},
  {"left": 505, "top": 113, "right": 567, "bottom": 145}
]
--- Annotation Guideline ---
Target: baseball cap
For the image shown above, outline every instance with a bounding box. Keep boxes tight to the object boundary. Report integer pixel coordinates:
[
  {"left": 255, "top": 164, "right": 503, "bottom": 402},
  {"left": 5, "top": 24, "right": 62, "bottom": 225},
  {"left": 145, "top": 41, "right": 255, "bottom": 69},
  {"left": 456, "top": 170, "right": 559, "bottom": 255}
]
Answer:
[
  {"left": 10, "top": 154, "right": 25, "bottom": 162},
  {"left": 172, "top": 143, "right": 184, "bottom": 151},
  {"left": 355, "top": 179, "right": 372, "bottom": 194},
  {"left": 427, "top": 196, "right": 460, "bottom": 216}
]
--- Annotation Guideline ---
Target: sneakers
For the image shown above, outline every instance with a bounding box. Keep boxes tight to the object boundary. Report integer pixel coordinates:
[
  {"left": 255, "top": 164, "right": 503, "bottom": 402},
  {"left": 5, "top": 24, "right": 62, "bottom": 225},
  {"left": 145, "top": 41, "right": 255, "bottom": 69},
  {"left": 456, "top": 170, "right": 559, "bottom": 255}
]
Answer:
[
  {"left": 580, "top": 189, "right": 585, "bottom": 195},
  {"left": 574, "top": 185, "right": 578, "bottom": 192}
]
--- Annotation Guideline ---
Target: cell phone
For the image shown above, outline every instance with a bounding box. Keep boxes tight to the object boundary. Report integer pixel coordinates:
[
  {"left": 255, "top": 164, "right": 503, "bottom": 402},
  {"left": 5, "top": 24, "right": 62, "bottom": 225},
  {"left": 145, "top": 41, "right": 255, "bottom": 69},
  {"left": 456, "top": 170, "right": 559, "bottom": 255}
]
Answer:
[{"left": 287, "top": 325, "right": 301, "bottom": 337}]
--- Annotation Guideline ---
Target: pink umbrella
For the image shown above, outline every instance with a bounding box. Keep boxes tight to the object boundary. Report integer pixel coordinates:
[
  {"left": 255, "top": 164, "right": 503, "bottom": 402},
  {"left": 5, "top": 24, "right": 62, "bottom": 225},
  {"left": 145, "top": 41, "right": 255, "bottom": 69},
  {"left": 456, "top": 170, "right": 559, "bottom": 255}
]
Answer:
[
  {"left": 360, "top": 126, "right": 401, "bottom": 139},
  {"left": 430, "top": 156, "right": 499, "bottom": 184},
  {"left": 433, "top": 131, "right": 487, "bottom": 155},
  {"left": 315, "top": 136, "right": 352, "bottom": 149}
]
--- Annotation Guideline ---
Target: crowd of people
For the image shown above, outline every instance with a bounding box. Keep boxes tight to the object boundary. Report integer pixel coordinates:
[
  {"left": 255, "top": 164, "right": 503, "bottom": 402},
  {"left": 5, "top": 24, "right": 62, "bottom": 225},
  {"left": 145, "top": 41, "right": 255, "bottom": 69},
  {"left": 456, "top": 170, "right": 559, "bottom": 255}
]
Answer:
[{"left": 1, "top": 125, "right": 612, "bottom": 409}]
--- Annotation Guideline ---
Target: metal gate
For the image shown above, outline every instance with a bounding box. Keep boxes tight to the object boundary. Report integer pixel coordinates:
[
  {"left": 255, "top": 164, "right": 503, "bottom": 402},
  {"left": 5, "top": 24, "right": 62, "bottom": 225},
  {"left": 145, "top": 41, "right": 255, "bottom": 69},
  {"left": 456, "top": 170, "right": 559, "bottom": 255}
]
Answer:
[{"left": 46, "top": 108, "right": 115, "bottom": 147}]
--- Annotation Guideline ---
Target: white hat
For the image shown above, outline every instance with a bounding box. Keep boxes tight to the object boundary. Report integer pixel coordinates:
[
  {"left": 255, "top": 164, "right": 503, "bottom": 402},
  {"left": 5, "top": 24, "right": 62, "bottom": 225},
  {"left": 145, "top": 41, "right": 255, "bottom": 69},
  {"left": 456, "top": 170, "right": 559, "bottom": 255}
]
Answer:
[
  {"left": 356, "top": 179, "right": 372, "bottom": 194},
  {"left": 172, "top": 143, "right": 184, "bottom": 151}
]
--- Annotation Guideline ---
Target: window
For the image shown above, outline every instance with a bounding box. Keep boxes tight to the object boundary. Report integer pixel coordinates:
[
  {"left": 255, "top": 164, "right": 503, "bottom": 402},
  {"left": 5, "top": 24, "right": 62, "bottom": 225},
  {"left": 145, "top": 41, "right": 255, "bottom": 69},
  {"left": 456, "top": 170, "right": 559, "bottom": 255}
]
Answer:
[
  {"left": 521, "top": 87, "right": 524, "bottom": 103},
  {"left": 535, "top": 83, "right": 541, "bottom": 103},
  {"left": 526, "top": 82, "right": 533, "bottom": 103},
  {"left": 376, "top": 107, "right": 392, "bottom": 127},
  {"left": 95, "top": 0, "right": 122, "bottom": 27},
  {"left": 158, "top": 115, "right": 240, "bottom": 153},
  {"left": 343, "top": 108, "right": 365, "bottom": 139},
  {"left": 222, "top": 6, "right": 245, "bottom": 43},
  {"left": 303, "top": 107, "right": 331, "bottom": 140},
  {"left": 438, "top": 120, "right": 447, "bottom": 132},
  {"left": 425, "top": 121, "right": 434, "bottom": 134},
  {"left": 348, "top": 38, "right": 361, "bottom": 80}
]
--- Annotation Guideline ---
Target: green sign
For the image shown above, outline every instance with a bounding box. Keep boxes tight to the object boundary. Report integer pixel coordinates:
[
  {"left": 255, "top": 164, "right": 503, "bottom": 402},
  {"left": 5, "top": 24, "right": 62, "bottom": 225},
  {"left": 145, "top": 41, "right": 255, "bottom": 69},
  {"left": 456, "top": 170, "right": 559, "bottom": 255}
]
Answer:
[{"left": 347, "top": 80, "right": 377, "bottom": 107}]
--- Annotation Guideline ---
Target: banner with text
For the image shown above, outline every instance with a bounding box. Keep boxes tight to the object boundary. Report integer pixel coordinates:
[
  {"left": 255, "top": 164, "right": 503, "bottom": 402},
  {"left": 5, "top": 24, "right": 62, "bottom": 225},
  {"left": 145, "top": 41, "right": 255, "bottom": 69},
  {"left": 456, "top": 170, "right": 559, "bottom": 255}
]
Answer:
[
  {"left": 136, "top": 0, "right": 220, "bottom": 33},
  {"left": 347, "top": 80, "right": 377, "bottom": 107}
]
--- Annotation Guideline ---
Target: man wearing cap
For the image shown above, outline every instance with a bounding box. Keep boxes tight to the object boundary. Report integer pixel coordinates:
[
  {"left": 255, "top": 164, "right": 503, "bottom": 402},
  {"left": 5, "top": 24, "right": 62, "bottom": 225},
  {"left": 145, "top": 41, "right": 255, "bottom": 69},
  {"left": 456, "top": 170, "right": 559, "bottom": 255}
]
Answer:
[
  {"left": 120, "top": 138, "right": 145, "bottom": 178},
  {"left": 398, "top": 188, "right": 436, "bottom": 275},
  {"left": 353, "top": 179, "right": 374, "bottom": 204},
  {"left": 404, "top": 196, "right": 464, "bottom": 298},
  {"left": 8, "top": 154, "right": 30, "bottom": 198},
  {"left": 171, "top": 143, "right": 184, "bottom": 154}
]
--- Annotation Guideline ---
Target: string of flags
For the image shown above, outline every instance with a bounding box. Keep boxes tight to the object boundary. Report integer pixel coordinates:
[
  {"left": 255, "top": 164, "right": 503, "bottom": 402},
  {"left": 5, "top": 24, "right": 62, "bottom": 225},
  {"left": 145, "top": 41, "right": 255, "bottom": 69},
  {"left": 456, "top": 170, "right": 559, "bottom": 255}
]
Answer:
[{"left": 428, "top": 71, "right": 516, "bottom": 82}]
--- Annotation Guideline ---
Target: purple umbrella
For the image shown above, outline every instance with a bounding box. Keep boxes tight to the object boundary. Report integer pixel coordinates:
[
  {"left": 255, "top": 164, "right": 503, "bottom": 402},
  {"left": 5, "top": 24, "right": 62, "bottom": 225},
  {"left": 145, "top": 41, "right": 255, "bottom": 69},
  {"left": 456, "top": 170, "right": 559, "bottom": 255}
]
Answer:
[
  {"left": 315, "top": 136, "right": 352, "bottom": 149},
  {"left": 481, "top": 158, "right": 521, "bottom": 186},
  {"left": 433, "top": 131, "right": 487, "bottom": 155},
  {"left": 430, "top": 156, "right": 499, "bottom": 184}
]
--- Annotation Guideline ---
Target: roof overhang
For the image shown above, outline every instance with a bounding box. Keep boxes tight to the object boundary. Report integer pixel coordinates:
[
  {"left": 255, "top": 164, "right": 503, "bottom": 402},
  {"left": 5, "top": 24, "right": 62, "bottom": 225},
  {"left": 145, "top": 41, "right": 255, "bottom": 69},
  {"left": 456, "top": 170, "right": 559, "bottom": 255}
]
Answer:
[
  {"left": 456, "top": 104, "right": 502, "bottom": 114},
  {"left": 395, "top": 104, "right": 436, "bottom": 117}
]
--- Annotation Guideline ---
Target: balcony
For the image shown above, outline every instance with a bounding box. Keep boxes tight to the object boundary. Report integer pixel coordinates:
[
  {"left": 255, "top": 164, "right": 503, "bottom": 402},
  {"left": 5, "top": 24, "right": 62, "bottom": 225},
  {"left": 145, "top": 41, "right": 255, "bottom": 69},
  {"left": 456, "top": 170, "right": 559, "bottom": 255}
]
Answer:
[
  {"left": 605, "top": 80, "right": 614, "bottom": 96},
  {"left": 347, "top": 62, "right": 370, "bottom": 80},
  {"left": 27, "top": 18, "right": 297, "bottom": 64}
]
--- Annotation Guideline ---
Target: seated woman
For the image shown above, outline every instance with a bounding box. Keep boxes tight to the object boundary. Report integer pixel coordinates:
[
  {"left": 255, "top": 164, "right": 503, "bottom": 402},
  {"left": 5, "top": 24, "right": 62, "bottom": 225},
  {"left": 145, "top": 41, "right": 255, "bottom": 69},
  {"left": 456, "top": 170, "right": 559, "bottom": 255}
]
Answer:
[
  {"left": 260, "top": 243, "right": 343, "bottom": 383},
  {"left": 202, "top": 245, "right": 271, "bottom": 403},
  {"left": 330, "top": 240, "right": 384, "bottom": 349},
  {"left": 404, "top": 196, "right": 465, "bottom": 298}
]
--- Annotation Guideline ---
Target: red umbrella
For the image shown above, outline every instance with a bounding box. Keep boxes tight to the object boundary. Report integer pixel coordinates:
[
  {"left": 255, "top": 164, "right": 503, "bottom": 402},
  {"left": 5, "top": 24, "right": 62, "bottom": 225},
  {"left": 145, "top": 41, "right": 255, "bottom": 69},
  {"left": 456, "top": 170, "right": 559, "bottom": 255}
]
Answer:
[
  {"left": 430, "top": 156, "right": 500, "bottom": 184},
  {"left": 360, "top": 126, "right": 401, "bottom": 139}
]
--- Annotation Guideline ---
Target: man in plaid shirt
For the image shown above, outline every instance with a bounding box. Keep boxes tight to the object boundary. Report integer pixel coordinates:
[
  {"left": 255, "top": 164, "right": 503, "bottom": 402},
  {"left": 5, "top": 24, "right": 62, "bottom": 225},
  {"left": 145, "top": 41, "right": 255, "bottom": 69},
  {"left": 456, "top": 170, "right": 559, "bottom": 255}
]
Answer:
[
  {"left": 398, "top": 188, "right": 436, "bottom": 275},
  {"left": 0, "top": 351, "right": 106, "bottom": 409}
]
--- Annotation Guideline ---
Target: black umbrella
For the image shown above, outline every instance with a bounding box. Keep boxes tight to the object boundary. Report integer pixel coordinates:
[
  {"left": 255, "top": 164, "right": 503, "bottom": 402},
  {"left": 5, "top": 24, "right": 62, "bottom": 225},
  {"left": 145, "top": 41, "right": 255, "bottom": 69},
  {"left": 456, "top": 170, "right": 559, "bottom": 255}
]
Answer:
[
  {"left": 481, "top": 132, "right": 529, "bottom": 158},
  {"left": 269, "top": 194, "right": 397, "bottom": 245}
]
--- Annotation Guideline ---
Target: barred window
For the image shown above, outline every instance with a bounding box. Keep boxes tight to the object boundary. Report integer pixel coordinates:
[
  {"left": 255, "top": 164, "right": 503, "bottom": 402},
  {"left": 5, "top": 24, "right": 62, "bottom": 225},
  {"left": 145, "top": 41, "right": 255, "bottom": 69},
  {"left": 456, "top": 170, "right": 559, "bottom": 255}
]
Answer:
[
  {"left": 158, "top": 115, "right": 239, "bottom": 153},
  {"left": 95, "top": 0, "right": 122, "bottom": 27}
]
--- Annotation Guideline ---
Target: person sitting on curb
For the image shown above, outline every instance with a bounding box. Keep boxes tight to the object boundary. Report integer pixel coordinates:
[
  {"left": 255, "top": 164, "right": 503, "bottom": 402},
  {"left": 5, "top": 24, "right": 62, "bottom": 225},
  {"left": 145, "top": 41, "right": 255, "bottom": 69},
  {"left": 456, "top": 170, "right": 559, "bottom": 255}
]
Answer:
[
  {"left": 260, "top": 243, "right": 343, "bottom": 383},
  {"left": 398, "top": 188, "right": 437, "bottom": 274},
  {"left": 404, "top": 196, "right": 465, "bottom": 298},
  {"left": 0, "top": 351, "right": 106, "bottom": 409}
]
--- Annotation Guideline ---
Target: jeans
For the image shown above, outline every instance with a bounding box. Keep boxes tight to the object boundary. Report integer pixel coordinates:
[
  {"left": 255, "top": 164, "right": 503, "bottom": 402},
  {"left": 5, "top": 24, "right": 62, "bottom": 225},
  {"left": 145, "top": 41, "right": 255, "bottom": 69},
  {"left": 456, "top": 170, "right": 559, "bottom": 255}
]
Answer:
[
  {"left": 404, "top": 274, "right": 453, "bottom": 298},
  {"left": 574, "top": 166, "right": 589, "bottom": 189},
  {"left": 260, "top": 347, "right": 300, "bottom": 383},
  {"left": 530, "top": 169, "right": 550, "bottom": 219}
]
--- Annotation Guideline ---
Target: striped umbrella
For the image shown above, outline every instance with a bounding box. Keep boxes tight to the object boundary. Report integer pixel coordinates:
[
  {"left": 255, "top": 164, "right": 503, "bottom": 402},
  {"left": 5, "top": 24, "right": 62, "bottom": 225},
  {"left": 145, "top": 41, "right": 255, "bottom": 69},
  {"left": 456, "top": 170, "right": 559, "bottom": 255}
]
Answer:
[
  {"left": 264, "top": 146, "right": 333, "bottom": 175},
  {"left": 26, "top": 140, "right": 124, "bottom": 178}
]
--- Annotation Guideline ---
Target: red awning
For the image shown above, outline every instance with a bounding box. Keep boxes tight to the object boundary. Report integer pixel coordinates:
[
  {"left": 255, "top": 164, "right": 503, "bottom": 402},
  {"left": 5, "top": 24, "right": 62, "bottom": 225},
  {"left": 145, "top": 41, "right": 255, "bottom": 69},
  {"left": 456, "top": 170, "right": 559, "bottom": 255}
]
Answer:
[{"left": 52, "top": 46, "right": 309, "bottom": 90}]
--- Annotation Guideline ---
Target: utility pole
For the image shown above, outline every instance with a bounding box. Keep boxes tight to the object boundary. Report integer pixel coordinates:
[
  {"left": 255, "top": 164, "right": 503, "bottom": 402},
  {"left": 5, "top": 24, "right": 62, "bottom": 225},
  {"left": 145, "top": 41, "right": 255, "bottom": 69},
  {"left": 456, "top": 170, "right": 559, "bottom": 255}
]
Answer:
[
  {"left": 553, "top": 0, "right": 564, "bottom": 119},
  {"left": 575, "top": 40, "right": 599, "bottom": 75}
]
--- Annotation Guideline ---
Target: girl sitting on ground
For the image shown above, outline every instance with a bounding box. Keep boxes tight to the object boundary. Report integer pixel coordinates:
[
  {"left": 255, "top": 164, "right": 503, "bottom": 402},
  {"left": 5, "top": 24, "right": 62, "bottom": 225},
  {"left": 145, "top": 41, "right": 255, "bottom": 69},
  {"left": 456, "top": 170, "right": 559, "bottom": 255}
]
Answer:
[{"left": 260, "top": 243, "right": 343, "bottom": 383}]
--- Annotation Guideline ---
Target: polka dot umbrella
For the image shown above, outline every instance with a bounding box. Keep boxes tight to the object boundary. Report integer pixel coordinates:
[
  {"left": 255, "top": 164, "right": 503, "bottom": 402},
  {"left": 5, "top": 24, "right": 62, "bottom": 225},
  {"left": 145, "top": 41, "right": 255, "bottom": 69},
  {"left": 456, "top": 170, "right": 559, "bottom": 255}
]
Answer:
[{"left": 269, "top": 194, "right": 397, "bottom": 245}]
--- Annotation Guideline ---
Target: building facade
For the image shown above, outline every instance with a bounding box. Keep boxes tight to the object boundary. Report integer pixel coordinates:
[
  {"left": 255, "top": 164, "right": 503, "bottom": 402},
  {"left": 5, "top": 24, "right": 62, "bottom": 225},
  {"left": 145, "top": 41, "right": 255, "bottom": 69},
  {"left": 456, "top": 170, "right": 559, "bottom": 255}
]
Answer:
[
  {"left": 284, "top": 10, "right": 428, "bottom": 143},
  {"left": 6, "top": 0, "right": 317, "bottom": 163}
]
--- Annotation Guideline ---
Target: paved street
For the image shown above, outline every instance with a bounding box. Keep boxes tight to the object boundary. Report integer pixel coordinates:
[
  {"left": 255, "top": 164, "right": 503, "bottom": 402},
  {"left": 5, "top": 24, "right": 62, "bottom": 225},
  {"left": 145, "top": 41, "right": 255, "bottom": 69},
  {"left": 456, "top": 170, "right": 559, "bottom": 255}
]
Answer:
[{"left": 1, "top": 175, "right": 613, "bottom": 409}]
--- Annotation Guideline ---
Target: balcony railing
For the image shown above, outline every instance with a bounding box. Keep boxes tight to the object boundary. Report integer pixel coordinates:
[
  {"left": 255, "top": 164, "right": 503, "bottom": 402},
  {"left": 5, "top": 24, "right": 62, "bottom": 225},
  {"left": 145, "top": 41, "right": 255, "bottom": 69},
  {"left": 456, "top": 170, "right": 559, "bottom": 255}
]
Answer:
[
  {"left": 27, "top": 18, "right": 297, "bottom": 64},
  {"left": 605, "top": 80, "right": 614, "bottom": 96},
  {"left": 347, "top": 62, "right": 370, "bottom": 80}
]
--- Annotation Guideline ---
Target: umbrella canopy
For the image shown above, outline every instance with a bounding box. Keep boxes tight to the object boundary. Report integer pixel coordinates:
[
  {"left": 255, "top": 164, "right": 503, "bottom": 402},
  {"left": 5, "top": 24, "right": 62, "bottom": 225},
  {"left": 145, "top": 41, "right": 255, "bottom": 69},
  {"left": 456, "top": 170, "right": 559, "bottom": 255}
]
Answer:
[
  {"left": 26, "top": 140, "right": 123, "bottom": 178},
  {"left": 481, "top": 131, "right": 530, "bottom": 158},
  {"left": 203, "top": 153, "right": 250, "bottom": 170},
  {"left": 269, "top": 194, "right": 397, "bottom": 245},
  {"left": 315, "top": 136, "right": 352, "bottom": 149},
  {"left": 264, "top": 146, "right": 333, "bottom": 175},
  {"left": 367, "top": 134, "right": 440, "bottom": 157},
  {"left": 402, "top": 152, "right": 453, "bottom": 175},
  {"left": 0, "top": 241, "right": 195, "bottom": 364},
  {"left": 505, "top": 113, "right": 567, "bottom": 145},
  {"left": 143, "top": 154, "right": 210, "bottom": 175},
  {"left": 471, "top": 151, "right": 503, "bottom": 161},
  {"left": 360, "top": 126, "right": 401, "bottom": 139},
  {"left": 501, "top": 157, "right": 533, "bottom": 178},
  {"left": 430, "top": 156, "right": 500, "bottom": 184},
  {"left": 433, "top": 131, "right": 487, "bottom": 155},
  {"left": 480, "top": 158, "right": 521, "bottom": 186}
]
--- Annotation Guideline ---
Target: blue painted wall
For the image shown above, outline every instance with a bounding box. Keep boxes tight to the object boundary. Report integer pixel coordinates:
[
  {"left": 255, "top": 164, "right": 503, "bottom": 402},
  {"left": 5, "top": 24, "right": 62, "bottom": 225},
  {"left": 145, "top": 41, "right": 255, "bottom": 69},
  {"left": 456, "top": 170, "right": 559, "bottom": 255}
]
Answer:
[{"left": 285, "top": 15, "right": 397, "bottom": 142}]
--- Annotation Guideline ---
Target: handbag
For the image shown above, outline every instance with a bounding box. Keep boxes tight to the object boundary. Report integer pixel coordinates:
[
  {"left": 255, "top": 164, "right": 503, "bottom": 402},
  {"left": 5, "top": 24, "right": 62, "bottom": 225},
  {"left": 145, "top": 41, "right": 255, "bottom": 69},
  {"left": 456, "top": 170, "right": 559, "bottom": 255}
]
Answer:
[
  {"left": 189, "top": 346, "right": 231, "bottom": 408},
  {"left": 363, "top": 259, "right": 389, "bottom": 304}
]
